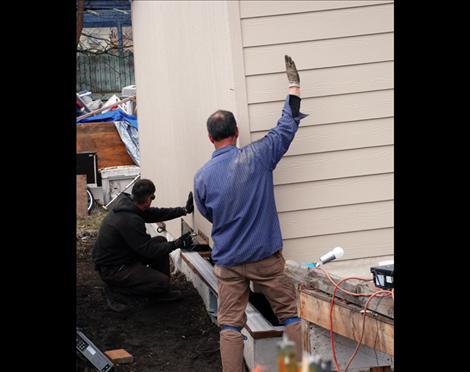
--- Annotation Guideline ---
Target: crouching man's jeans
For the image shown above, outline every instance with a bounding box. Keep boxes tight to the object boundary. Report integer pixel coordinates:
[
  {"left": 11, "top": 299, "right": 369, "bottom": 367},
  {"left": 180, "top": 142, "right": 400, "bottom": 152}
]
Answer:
[{"left": 214, "top": 251, "right": 302, "bottom": 372}]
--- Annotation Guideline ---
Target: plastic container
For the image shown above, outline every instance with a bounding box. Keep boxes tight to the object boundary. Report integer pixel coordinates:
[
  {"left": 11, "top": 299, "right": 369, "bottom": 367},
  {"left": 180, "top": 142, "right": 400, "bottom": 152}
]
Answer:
[{"left": 100, "top": 165, "right": 140, "bottom": 204}]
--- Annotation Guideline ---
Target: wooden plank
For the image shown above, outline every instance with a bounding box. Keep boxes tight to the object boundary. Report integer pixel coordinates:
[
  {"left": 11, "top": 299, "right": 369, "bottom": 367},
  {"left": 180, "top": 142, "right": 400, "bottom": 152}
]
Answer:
[
  {"left": 181, "top": 252, "right": 218, "bottom": 293},
  {"left": 299, "top": 290, "right": 394, "bottom": 356},
  {"left": 285, "top": 262, "right": 394, "bottom": 319},
  {"left": 274, "top": 173, "right": 394, "bottom": 213},
  {"left": 273, "top": 146, "right": 394, "bottom": 185},
  {"left": 240, "top": 1, "right": 393, "bottom": 19},
  {"left": 76, "top": 122, "right": 135, "bottom": 169},
  {"left": 76, "top": 175, "right": 88, "bottom": 218},
  {"left": 282, "top": 228, "right": 394, "bottom": 264},
  {"left": 104, "top": 349, "right": 133, "bottom": 364},
  {"left": 180, "top": 251, "right": 283, "bottom": 338},
  {"left": 246, "top": 61, "right": 393, "bottom": 104},
  {"left": 245, "top": 303, "right": 283, "bottom": 338},
  {"left": 252, "top": 117, "right": 394, "bottom": 157},
  {"left": 248, "top": 90, "right": 393, "bottom": 132},
  {"left": 244, "top": 32, "right": 394, "bottom": 76},
  {"left": 241, "top": 3, "right": 394, "bottom": 47},
  {"left": 76, "top": 96, "right": 136, "bottom": 121},
  {"left": 278, "top": 200, "right": 393, "bottom": 240}
]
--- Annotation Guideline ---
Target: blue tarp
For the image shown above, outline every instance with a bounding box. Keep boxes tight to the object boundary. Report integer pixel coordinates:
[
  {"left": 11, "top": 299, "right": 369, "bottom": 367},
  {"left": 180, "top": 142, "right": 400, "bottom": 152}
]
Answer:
[{"left": 76, "top": 109, "right": 138, "bottom": 129}]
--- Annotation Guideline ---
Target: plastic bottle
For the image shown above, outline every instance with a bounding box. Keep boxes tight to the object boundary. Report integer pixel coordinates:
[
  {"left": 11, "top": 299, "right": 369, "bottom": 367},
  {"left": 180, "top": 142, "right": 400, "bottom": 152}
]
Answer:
[{"left": 277, "top": 333, "right": 297, "bottom": 372}]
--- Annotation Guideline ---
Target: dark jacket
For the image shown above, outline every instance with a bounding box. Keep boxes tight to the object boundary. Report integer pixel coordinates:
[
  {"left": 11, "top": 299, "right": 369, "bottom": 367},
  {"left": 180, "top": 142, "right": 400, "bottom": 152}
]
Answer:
[{"left": 92, "top": 193, "right": 187, "bottom": 269}]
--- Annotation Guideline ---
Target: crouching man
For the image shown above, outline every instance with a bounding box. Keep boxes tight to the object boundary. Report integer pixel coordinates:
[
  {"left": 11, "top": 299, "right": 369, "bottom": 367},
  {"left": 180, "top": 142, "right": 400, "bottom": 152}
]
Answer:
[{"left": 92, "top": 179, "right": 194, "bottom": 312}]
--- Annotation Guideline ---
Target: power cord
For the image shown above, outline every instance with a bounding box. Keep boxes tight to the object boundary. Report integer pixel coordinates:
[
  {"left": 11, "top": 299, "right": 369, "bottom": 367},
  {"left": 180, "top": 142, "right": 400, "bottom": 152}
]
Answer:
[{"left": 315, "top": 266, "right": 394, "bottom": 372}]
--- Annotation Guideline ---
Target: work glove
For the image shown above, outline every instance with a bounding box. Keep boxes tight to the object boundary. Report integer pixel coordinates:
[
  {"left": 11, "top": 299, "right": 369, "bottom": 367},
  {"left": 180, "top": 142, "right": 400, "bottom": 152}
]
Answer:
[
  {"left": 173, "top": 232, "right": 194, "bottom": 251},
  {"left": 285, "top": 55, "right": 300, "bottom": 88},
  {"left": 184, "top": 191, "right": 194, "bottom": 214}
]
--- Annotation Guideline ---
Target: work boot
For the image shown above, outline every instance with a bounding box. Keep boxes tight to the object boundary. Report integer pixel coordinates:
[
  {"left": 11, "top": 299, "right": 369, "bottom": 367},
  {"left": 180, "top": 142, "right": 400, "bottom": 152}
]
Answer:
[
  {"left": 149, "top": 289, "right": 183, "bottom": 304},
  {"left": 103, "top": 285, "right": 130, "bottom": 312}
]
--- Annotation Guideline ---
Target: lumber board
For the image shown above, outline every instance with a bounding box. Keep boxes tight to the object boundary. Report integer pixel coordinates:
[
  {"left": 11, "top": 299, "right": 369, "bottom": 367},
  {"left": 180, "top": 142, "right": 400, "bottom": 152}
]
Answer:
[
  {"left": 285, "top": 261, "right": 394, "bottom": 319},
  {"left": 76, "top": 122, "right": 135, "bottom": 169},
  {"left": 180, "top": 251, "right": 283, "bottom": 338},
  {"left": 299, "top": 289, "right": 393, "bottom": 356}
]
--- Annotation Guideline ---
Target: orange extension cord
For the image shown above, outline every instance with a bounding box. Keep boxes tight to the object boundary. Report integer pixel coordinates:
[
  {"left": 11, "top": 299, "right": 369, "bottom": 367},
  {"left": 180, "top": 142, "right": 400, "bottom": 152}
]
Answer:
[{"left": 316, "top": 266, "right": 394, "bottom": 372}]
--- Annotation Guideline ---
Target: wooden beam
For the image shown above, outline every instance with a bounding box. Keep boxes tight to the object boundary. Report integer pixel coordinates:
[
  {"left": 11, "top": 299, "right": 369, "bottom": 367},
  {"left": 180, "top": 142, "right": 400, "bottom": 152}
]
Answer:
[
  {"left": 285, "top": 261, "right": 394, "bottom": 319},
  {"left": 76, "top": 95, "right": 136, "bottom": 121},
  {"left": 299, "top": 289, "right": 394, "bottom": 356},
  {"left": 180, "top": 251, "right": 283, "bottom": 339}
]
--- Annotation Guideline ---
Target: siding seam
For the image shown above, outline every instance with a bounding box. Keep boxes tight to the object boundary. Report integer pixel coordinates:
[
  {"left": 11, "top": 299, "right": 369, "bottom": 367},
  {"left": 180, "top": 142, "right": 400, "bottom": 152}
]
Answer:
[
  {"left": 240, "top": 2, "right": 394, "bottom": 20},
  {"left": 282, "top": 226, "right": 394, "bottom": 241},
  {"left": 243, "top": 31, "right": 394, "bottom": 48},
  {"left": 250, "top": 115, "right": 395, "bottom": 134},
  {"left": 281, "top": 143, "right": 395, "bottom": 158},
  {"left": 277, "top": 198, "right": 395, "bottom": 214},
  {"left": 245, "top": 59, "right": 395, "bottom": 77},
  {"left": 247, "top": 87, "right": 395, "bottom": 105},
  {"left": 274, "top": 172, "right": 394, "bottom": 188},
  {"left": 274, "top": 171, "right": 394, "bottom": 187}
]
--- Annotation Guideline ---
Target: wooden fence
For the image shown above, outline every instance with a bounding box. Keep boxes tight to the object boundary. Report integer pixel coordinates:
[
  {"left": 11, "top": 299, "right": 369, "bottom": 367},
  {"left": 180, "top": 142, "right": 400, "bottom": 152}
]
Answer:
[{"left": 76, "top": 51, "right": 135, "bottom": 94}]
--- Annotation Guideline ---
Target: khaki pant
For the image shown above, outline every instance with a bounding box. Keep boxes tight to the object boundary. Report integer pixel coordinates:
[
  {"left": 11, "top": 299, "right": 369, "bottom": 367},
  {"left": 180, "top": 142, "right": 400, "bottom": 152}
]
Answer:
[{"left": 214, "top": 251, "right": 302, "bottom": 372}]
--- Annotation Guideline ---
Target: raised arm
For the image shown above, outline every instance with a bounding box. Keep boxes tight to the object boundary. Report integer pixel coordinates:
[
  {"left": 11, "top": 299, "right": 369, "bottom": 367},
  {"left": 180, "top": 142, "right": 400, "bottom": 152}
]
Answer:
[{"left": 251, "top": 55, "right": 308, "bottom": 170}]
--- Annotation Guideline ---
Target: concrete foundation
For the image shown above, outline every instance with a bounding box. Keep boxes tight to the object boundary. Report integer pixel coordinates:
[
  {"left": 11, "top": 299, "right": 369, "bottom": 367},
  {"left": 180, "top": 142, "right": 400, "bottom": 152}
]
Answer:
[{"left": 307, "top": 323, "right": 394, "bottom": 371}]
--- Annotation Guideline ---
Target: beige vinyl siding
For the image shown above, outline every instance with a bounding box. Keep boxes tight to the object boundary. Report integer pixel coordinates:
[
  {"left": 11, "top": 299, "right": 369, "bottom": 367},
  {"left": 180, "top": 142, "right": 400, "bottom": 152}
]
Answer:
[
  {"left": 246, "top": 61, "right": 393, "bottom": 103},
  {"left": 244, "top": 32, "right": 394, "bottom": 76},
  {"left": 132, "top": 1, "right": 394, "bottom": 262},
  {"left": 274, "top": 173, "right": 394, "bottom": 213},
  {"left": 279, "top": 201, "right": 393, "bottom": 240},
  {"left": 283, "top": 228, "right": 393, "bottom": 263},
  {"left": 240, "top": 3, "right": 394, "bottom": 47},
  {"left": 273, "top": 146, "right": 393, "bottom": 185},
  {"left": 252, "top": 117, "right": 394, "bottom": 156},
  {"left": 240, "top": 1, "right": 394, "bottom": 261},
  {"left": 249, "top": 89, "right": 394, "bottom": 131},
  {"left": 239, "top": 1, "right": 394, "bottom": 19}
]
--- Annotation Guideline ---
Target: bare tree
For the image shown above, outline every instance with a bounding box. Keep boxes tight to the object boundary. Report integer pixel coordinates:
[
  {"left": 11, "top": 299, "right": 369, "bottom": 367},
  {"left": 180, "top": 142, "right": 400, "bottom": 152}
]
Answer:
[{"left": 77, "top": 0, "right": 85, "bottom": 46}]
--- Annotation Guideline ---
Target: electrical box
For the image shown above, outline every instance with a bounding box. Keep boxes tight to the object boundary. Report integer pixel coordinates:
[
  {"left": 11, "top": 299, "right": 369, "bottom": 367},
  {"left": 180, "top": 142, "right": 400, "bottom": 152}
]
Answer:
[{"left": 370, "top": 264, "right": 394, "bottom": 289}]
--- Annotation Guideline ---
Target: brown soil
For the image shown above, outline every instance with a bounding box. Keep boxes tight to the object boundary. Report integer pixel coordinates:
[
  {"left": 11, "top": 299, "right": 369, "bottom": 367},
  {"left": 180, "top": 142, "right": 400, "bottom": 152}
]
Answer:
[{"left": 76, "top": 208, "right": 222, "bottom": 371}]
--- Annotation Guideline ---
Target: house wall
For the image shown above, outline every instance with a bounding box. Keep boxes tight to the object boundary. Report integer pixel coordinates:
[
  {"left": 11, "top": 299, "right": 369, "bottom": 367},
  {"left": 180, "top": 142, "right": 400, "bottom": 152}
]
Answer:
[
  {"left": 132, "top": 1, "right": 394, "bottom": 262},
  {"left": 131, "top": 0, "right": 238, "bottom": 239}
]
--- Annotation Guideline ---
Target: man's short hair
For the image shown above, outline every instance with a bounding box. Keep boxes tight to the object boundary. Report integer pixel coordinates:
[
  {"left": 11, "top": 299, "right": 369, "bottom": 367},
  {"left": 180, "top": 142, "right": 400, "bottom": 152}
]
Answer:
[
  {"left": 207, "top": 110, "right": 237, "bottom": 141},
  {"left": 132, "top": 179, "right": 156, "bottom": 204}
]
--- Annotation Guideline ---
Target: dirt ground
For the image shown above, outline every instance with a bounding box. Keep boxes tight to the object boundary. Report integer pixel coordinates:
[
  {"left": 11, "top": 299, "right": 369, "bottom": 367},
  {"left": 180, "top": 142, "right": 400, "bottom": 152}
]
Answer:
[{"left": 76, "top": 208, "right": 222, "bottom": 371}]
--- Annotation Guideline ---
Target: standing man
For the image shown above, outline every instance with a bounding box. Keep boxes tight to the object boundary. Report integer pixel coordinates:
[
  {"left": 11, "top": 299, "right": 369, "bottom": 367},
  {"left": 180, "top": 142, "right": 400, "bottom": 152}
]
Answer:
[
  {"left": 93, "top": 179, "right": 194, "bottom": 312},
  {"left": 194, "top": 56, "right": 308, "bottom": 371}
]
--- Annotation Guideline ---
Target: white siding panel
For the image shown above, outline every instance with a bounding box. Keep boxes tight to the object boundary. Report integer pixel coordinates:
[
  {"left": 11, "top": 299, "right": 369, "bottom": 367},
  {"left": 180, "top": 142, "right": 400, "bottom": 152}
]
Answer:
[
  {"left": 244, "top": 33, "right": 394, "bottom": 76},
  {"left": 279, "top": 201, "right": 393, "bottom": 239},
  {"left": 274, "top": 173, "right": 394, "bottom": 212},
  {"left": 282, "top": 228, "right": 394, "bottom": 262},
  {"left": 132, "top": 1, "right": 236, "bottom": 238},
  {"left": 251, "top": 118, "right": 394, "bottom": 156},
  {"left": 241, "top": 3, "right": 394, "bottom": 47},
  {"left": 249, "top": 90, "right": 394, "bottom": 131},
  {"left": 274, "top": 146, "right": 394, "bottom": 185},
  {"left": 246, "top": 61, "right": 393, "bottom": 103},
  {"left": 240, "top": 1, "right": 393, "bottom": 19}
]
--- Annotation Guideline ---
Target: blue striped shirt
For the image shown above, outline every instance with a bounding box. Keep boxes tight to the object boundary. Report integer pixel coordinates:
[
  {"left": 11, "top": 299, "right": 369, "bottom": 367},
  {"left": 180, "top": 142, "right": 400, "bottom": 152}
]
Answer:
[{"left": 194, "top": 95, "right": 308, "bottom": 267}]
